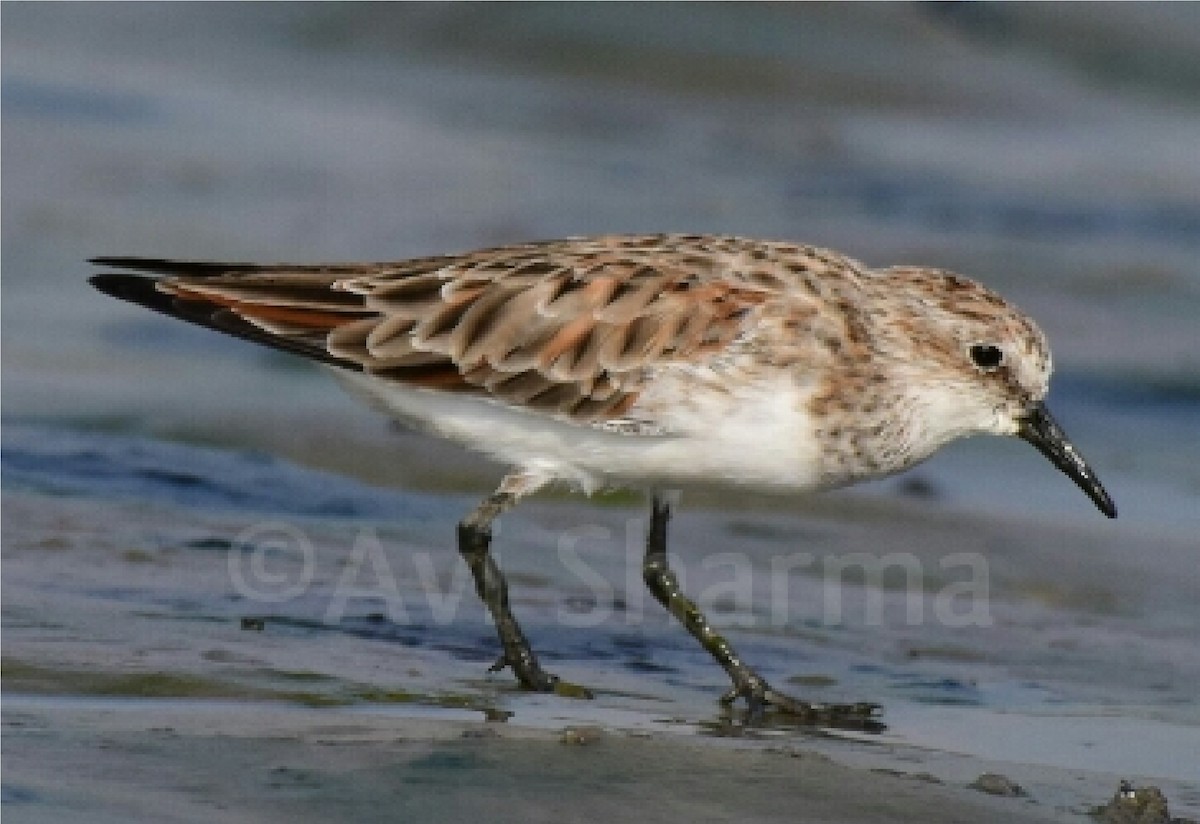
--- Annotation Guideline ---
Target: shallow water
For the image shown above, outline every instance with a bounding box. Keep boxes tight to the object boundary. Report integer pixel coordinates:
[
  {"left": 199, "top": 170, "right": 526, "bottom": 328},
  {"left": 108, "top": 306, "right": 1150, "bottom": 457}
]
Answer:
[
  {"left": 3, "top": 4, "right": 1199, "bottom": 820},
  {"left": 4, "top": 426, "right": 1198, "bottom": 798}
]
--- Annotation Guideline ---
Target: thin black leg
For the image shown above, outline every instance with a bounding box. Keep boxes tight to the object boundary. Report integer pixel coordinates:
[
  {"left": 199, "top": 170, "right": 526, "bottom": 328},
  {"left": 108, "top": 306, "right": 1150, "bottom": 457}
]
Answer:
[
  {"left": 458, "top": 488, "right": 591, "bottom": 698},
  {"left": 642, "top": 494, "right": 881, "bottom": 727}
]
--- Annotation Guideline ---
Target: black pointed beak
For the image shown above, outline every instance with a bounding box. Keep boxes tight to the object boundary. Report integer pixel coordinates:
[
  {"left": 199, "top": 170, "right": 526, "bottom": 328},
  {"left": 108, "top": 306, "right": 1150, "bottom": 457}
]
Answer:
[{"left": 1018, "top": 402, "right": 1116, "bottom": 518}]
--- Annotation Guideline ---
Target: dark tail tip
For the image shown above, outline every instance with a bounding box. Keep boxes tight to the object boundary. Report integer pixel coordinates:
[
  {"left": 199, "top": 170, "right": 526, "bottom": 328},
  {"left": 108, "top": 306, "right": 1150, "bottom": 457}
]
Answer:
[{"left": 89, "top": 272, "right": 159, "bottom": 302}]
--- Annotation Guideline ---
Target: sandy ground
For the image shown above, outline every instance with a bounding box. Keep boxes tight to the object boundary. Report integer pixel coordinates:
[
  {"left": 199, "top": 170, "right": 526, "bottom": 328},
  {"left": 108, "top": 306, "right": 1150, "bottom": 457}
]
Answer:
[
  {"left": 4, "top": 464, "right": 1197, "bottom": 823},
  {"left": 0, "top": 699, "right": 1093, "bottom": 824}
]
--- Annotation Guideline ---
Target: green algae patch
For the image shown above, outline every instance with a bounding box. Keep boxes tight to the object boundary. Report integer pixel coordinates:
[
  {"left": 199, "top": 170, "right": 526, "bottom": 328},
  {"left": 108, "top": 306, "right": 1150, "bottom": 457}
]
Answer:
[
  {"left": 2, "top": 658, "right": 349, "bottom": 707},
  {"left": 266, "top": 668, "right": 341, "bottom": 684},
  {"left": 2, "top": 658, "right": 503, "bottom": 714},
  {"left": 579, "top": 488, "right": 642, "bottom": 508},
  {"left": 2, "top": 660, "right": 251, "bottom": 699},
  {"left": 551, "top": 680, "right": 594, "bottom": 700},
  {"left": 349, "top": 687, "right": 490, "bottom": 711},
  {"left": 92, "top": 672, "right": 251, "bottom": 699}
]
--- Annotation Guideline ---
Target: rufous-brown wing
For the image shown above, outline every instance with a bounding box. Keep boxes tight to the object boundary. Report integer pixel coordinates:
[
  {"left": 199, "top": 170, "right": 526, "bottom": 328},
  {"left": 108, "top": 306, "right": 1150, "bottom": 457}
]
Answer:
[{"left": 90, "top": 236, "right": 786, "bottom": 422}]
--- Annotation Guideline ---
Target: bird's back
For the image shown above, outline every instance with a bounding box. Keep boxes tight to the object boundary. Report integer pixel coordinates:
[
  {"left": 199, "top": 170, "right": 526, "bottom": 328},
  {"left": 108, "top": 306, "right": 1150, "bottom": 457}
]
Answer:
[{"left": 90, "top": 234, "right": 866, "bottom": 426}]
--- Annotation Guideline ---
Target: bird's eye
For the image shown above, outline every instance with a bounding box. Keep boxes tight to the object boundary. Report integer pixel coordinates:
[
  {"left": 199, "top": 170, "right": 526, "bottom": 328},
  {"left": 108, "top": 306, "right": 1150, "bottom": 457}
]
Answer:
[{"left": 969, "top": 344, "right": 1004, "bottom": 370}]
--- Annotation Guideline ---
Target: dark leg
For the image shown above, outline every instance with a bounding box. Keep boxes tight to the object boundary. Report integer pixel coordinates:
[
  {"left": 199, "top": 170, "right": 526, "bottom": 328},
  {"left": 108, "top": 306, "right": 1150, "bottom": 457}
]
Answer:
[
  {"left": 642, "top": 495, "right": 880, "bottom": 725},
  {"left": 458, "top": 481, "right": 591, "bottom": 698}
]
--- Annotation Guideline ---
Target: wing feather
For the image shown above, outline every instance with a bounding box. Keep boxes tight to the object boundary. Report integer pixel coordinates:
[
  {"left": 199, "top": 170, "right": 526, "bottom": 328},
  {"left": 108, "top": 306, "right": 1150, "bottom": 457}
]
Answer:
[{"left": 89, "top": 235, "right": 835, "bottom": 424}]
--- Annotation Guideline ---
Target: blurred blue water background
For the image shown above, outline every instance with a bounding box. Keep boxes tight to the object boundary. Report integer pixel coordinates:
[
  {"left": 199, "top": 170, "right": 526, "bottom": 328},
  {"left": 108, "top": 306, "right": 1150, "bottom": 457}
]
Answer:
[{"left": 3, "top": 3, "right": 1198, "bottom": 536}]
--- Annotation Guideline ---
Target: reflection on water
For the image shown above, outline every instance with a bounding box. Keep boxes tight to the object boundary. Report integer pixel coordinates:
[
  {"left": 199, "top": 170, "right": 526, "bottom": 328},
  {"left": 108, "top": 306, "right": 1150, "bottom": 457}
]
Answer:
[{"left": 1, "top": 424, "right": 445, "bottom": 520}]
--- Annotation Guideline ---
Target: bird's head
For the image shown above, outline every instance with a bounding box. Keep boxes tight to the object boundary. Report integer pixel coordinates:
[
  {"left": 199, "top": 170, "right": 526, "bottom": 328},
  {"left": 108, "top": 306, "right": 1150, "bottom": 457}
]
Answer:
[{"left": 873, "top": 267, "right": 1116, "bottom": 518}]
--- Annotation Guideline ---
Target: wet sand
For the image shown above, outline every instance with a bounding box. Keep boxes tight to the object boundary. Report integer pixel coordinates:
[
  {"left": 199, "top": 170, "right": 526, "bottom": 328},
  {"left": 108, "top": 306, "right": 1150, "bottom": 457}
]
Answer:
[
  {"left": 2, "top": 698, "right": 1088, "bottom": 824},
  {"left": 4, "top": 448, "right": 1198, "bottom": 822}
]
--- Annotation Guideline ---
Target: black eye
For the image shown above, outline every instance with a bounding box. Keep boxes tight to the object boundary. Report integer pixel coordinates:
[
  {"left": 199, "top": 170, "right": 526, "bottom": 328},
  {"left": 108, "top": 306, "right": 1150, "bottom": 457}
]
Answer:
[{"left": 970, "top": 344, "right": 1004, "bottom": 370}]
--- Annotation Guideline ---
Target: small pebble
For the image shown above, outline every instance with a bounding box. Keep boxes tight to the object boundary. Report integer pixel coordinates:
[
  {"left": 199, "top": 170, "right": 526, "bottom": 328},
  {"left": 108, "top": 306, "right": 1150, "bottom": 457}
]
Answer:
[
  {"left": 969, "top": 772, "right": 1026, "bottom": 797},
  {"left": 560, "top": 725, "right": 604, "bottom": 745},
  {"left": 461, "top": 728, "right": 499, "bottom": 740},
  {"left": 482, "top": 708, "right": 513, "bottom": 723},
  {"left": 1089, "top": 782, "right": 1179, "bottom": 824}
]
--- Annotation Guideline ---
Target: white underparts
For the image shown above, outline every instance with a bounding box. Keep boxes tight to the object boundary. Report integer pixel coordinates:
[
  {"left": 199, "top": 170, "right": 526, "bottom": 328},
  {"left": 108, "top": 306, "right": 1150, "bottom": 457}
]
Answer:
[{"left": 333, "top": 368, "right": 826, "bottom": 495}]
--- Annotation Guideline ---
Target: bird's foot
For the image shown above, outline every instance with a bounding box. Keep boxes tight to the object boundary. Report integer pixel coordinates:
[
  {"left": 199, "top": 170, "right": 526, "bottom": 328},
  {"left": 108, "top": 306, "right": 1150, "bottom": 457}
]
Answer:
[
  {"left": 488, "top": 654, "right": 594, "bottom": 699},
  {"left": 720, "top": 673, "right": 883, "bottom": 731}
]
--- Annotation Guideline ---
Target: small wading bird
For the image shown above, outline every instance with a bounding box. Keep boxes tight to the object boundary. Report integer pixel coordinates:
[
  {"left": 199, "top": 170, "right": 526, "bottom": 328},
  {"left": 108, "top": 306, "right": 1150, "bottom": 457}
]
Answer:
[{"left": 91, "top": 234, "right": 1115, "bottom": 725}]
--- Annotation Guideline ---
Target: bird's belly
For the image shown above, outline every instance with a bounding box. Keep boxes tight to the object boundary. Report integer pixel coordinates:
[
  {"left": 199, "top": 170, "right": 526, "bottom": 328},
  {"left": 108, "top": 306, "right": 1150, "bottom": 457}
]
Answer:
[{"left": 333, "top": 371, "right": 826, "bottom": 493}]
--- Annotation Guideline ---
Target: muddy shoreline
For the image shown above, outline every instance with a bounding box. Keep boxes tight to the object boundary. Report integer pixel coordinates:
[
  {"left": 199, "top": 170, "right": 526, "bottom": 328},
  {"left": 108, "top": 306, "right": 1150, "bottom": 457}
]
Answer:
[{"left": 4, "top": 445, "right": 1198, "bottom": 821}]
